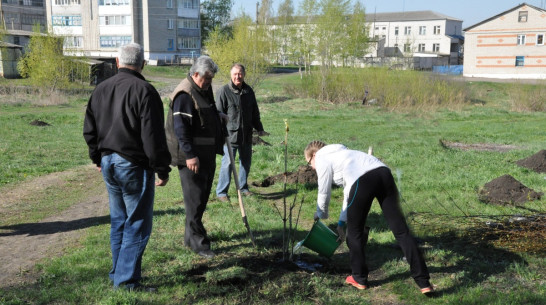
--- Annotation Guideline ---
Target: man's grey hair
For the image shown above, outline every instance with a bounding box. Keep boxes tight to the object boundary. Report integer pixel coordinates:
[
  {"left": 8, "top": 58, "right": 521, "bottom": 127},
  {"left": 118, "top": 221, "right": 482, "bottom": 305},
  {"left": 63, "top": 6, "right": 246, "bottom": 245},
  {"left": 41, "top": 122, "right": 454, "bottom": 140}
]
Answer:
[
  {"left": 231, "top": 63, "right": 246, "bottom": 75},
  {"left": 189, "top": 56, "right": 218, "bottom": 76},
  {"left": 118, "top": 43, "right": 144, "bottom": 67}
]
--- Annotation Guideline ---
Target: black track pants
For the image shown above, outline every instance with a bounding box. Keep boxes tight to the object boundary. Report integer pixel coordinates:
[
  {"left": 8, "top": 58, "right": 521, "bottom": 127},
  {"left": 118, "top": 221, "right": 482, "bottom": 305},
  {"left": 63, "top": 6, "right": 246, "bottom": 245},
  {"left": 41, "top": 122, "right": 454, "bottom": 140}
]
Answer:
[{"left": 346, "top": 167, "right": 430, "bottom": 288}]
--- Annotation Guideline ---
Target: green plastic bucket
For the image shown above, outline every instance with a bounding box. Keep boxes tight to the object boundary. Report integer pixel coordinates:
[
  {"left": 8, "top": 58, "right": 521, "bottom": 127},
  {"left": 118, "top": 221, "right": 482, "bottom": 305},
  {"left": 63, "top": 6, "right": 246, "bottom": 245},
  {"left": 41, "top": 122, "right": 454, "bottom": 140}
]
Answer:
[{"left": 302, "top": 220, "right": 341, "bottom": 258}]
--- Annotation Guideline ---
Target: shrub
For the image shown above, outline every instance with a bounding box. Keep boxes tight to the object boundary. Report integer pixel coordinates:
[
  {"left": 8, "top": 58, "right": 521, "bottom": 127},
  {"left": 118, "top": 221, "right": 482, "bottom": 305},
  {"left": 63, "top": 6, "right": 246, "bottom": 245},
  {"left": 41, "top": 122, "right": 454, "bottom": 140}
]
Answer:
[{"left": 288, "top": 67, "right": 470, "bottom": 111}]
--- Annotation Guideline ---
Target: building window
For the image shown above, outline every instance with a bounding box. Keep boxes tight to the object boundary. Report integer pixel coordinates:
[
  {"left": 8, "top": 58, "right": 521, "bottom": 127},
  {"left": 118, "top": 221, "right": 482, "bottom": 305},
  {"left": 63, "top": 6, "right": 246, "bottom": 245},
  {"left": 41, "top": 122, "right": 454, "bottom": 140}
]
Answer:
[
  {"left": 419, "top": 26, "right": 426, "bottom": 35},
  {"left": 52, "top": 15, "right": 82, "bottom": 26},
  {"left": 21, "top": 14, "right": 45, "bottom": 25},
  {"left": 168, "top": 19, "right": 174, "bottom": 29},
  {"left": 99, "top": 0, "right": 130, "bottom": 5},
  {"left": 418, "top": 43, "right": 425, "bottom": 52},
  {"left": 517, "top": 34, "right": 526, "bottom": 45},
  {"left": 404, "top": 43, "right": 411, "bottom": 52},
  {"left": 181, "top": 0, "right": 199, "bottom": 9},
  {"left": 168, "top": 39, "right": 174, "bottom": 50},
  {"left": 63, "top": 36, "right": 83, "bottom": 48},
  {"left": 394, "top": 43, "right": 398, "bottom": 54},
  {"left": 167, "top": 0, "right": 173, "bottom": 8},
  {"left": 433, "top": 43, "right": 440, "bottom": 52},
  {"left": 54, "top": 0, "right": 80, "bottom": 5},
  {"left": 394, "top": 26, "right": 399, "bottom": 35},
  {"left": 178, "top": 18, "right": 199, "bottom": 29},
  {"left": 27, "top": 0, "right": 44, "bottom": 6},
  {"left": 515, "top": 56, "right": 524, "bottom": 66},
  {"left": 100, "top": 36, "right": 132, "bottom": 48},
  {"left": 518, "top": 11, "right": 528, "bottom": 22},
  {"left": 177, "top": 36, "right": 199, "bottom": 49},
  {"left": 13, "top": 36, "right": 20, "bottom": 45},
  {"left": 537, "top": 34, "right": 544, "bottom": 45},
  {"left": 434, "top": 25, "right": 441, "bottom": 35},
  {"left": 99, "top": 15, "right": 131, "bottom": 26},
  {"left": 382, "top": 27, "right": 386, "bottom": 30},
  {"left": 404, "top": 26, "right": 411, "bottom": 35}
]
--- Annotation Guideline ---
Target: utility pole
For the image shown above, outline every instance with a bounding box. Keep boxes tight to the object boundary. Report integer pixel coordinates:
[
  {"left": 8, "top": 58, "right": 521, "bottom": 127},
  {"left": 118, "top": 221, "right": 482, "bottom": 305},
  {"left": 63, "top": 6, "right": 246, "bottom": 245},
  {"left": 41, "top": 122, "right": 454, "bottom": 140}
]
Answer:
[{"left": 256, "top": 2, "right": 259, "bottom": 24}]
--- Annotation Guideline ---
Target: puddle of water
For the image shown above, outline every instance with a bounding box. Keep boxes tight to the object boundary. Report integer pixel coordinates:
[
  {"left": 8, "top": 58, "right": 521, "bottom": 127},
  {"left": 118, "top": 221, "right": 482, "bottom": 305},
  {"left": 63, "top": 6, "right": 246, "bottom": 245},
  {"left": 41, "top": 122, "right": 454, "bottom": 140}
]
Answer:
[{"left": 291, "top": 240, "right": 323, "bottom": 271}]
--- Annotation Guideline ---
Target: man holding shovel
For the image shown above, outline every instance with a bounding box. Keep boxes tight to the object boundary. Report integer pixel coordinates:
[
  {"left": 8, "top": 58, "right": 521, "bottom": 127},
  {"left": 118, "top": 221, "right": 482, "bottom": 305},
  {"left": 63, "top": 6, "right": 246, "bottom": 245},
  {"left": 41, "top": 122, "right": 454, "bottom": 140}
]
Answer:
[{"left": 215, "top": 63, "right": 269, "bottom": 202}]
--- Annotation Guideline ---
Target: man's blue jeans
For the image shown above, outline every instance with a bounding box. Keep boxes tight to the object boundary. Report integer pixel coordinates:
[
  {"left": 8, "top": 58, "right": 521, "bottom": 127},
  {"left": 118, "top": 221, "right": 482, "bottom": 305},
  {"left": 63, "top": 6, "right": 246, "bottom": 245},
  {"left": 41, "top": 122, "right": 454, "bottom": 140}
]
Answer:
[
  {"left": 101, "top": 153, "right": 155, "bottom": 288},
  {"left": 216, "top": 143, "right": 252, "bottom": 197}
]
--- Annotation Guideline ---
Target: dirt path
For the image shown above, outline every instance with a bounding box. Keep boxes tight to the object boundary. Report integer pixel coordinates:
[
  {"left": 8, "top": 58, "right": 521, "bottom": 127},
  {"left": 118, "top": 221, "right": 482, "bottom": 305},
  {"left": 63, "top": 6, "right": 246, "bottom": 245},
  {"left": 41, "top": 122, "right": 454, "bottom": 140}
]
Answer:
[
  {"left": 0, "top": 165, "right": 108, "bottom": 288},
  {"left": 0, "top": 75, "right": 185, "bottom": 289},
  {"left": 0, "top": 74, "right": 255, "bottom": 289}
]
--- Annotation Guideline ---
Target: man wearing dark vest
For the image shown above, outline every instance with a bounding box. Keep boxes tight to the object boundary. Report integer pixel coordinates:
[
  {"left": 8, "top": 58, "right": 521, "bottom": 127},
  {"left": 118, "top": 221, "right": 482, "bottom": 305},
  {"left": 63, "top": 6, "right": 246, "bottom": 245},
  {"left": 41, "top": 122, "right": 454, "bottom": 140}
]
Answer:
[{"left": 168, "top": 56, "right": 224, "bottom": 258}]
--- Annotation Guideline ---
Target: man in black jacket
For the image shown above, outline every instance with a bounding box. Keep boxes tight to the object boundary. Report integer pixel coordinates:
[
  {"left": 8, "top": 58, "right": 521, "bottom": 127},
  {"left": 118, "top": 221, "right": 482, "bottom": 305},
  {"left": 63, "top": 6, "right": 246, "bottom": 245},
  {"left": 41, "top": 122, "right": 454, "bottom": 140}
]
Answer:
[
  {"left": 168, "top": 56, "right": 224, "bottom": 258},
  {"left": 83, "top": 43, "right": 171, "bottom": 292},
  {"left": 215, "top": 63, "right": 268, "bottom": 202}
]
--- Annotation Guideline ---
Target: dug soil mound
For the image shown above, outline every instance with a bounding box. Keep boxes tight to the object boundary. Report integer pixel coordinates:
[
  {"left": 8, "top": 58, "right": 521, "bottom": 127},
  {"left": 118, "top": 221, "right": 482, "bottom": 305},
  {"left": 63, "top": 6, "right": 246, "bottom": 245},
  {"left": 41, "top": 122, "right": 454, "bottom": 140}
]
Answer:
[
  {"left": 478, "top": 174, "right": 543, "bottom": 205},
  {"left": 253, "top": 166, "right": 317, "bottom": 187},
  {"left": 516, "top": 150, "right": 546, "bottom": 173}
]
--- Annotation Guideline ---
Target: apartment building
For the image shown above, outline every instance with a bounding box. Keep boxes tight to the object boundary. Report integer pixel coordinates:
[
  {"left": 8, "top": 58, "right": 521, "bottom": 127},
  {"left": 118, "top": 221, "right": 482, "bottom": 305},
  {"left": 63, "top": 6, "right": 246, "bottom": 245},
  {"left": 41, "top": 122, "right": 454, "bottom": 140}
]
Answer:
[
  {"left": 463, "top": 3, "right": 546, "bottom": 79},
  {"left": 368, "top": 10, "right": 463, "bottom": 64},
  {"left": 0, "top": 0, "right": 47, "bottom": 46},
  {"left": 270, "top": 10, "right": 464, "bottom": 67},
  {"left": 45, "top": 0, "right": 201, "bottom": 62}
]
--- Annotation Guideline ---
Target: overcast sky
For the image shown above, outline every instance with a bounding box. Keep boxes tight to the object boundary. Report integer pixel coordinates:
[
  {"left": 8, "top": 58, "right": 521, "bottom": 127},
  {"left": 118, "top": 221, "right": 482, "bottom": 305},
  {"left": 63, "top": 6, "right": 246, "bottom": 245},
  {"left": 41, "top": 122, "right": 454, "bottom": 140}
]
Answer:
[{"left": 231, "top": 0, "right": 546, "bottom": 29}]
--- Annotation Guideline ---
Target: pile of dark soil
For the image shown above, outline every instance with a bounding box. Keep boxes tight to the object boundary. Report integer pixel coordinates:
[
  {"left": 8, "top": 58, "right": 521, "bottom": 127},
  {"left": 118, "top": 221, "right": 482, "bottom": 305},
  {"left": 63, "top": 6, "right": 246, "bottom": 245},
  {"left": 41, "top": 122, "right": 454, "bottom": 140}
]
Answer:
[
  {"left": 29, "top": 120, "right": 50, "bottom": 127},
  {"left": 253, "top": 165, "right": 317, "bottom": 187},
  {"left": 478, "top": 174, "right": 543, "bottom": 205},
  {"left": 516, "top": 150, "right": 546, "bottom": 173}
]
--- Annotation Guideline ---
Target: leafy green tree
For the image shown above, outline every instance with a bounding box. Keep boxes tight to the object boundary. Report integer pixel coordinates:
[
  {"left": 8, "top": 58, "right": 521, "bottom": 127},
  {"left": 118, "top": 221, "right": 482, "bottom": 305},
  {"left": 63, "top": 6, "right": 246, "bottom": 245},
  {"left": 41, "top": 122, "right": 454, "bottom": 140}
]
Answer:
[
  {"left": 315, "top": 0, "right": 351, "bottom": 68},
  {"left": 344, "top": 1, "right": 369, "bottom": 67},
  {"left": 17, "top": 30, "right": 88, "bottom": 92},
  {"left": 275, "top": 0, "right": 296, "bottom": 66},
  {"left": 297, "top": 0, "right": 318, "bottom": 75},
  {"left": 200, "top": 0, "right": 234, "bottom": 41},
  {"left": 205, "top": 14, "right": 271, "bottom": 88},
  {"left": 258, "top": 0, "right": 274, "bottom": 24}
]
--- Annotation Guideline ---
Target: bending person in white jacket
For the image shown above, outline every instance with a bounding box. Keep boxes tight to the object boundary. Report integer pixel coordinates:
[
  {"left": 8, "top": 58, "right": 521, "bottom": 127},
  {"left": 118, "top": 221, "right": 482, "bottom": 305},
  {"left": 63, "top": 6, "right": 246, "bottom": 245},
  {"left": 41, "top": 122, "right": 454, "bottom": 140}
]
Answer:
[{"left": 304, "top": 140, "right": 433, "bottom": 294}]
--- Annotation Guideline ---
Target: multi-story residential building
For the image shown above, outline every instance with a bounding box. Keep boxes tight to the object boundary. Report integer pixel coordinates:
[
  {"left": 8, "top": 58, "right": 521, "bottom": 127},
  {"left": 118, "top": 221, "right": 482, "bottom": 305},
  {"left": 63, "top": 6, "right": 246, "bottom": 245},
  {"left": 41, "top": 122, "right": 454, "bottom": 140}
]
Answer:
[
  {"left": 269, "top": 10, "right": 464, "bottom": 67},
  {"left": 1, "top": 0, "right": 46, "bottom": 32},
  {"left": 367, "top": 10, "right": 463, "bottom": 64},
  {"left": 463, "top": 3, "right": 546, "bottom": 79},
  {"left": 45, "top": 0, "right": 201, "bottom": 62},
  {"left": 0, "top": 0, "right": 47, "bottom": 77},
  {"left": 0, "top": 0, "right": 47, "bottom": 47}
]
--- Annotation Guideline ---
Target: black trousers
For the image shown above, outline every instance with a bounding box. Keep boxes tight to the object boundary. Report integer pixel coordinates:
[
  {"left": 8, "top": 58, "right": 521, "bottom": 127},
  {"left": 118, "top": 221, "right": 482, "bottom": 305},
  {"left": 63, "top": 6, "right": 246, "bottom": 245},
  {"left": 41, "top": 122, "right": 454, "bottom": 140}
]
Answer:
[
  {"left": 178, "top": 148, "right": 216, "bottom": 252},
  {"left": 346, "top": 167, "right": 430, "bottom": 288}
]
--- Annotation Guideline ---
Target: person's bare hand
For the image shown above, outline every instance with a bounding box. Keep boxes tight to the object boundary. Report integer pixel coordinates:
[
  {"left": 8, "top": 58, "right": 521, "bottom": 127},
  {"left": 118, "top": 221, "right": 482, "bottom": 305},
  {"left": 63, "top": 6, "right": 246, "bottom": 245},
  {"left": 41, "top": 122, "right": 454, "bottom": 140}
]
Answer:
[
  {"left": 186, "top": 157, "right": 200, "bottom": 174},
  {"left": 336, "top": 225, "right": 347, "bottom": 243},
  {"left": 219, "top": 113, "right": 229, "bottom": 124},
  {"left": 156, "top": 178, "right": 169, "bottom": 186}
]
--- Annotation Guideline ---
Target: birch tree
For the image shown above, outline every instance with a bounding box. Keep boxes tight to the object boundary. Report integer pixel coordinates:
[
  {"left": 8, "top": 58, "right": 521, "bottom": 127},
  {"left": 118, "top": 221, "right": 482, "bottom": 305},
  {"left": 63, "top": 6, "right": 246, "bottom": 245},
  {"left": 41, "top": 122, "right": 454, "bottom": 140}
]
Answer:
[{"left": 205, "top": 15, "right": 271, "bottom": 88}]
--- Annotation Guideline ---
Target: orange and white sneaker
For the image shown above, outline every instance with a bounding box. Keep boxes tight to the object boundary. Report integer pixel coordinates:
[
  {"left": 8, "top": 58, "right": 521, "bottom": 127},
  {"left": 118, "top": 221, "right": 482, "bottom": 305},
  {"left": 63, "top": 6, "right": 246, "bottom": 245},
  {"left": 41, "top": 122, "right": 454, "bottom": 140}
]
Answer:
[
  {"left": 420, "top": 286, "right": 434, "bottom": 295},
  {"left": 345, "top": 275, "right": 367, "bottom": 290}
]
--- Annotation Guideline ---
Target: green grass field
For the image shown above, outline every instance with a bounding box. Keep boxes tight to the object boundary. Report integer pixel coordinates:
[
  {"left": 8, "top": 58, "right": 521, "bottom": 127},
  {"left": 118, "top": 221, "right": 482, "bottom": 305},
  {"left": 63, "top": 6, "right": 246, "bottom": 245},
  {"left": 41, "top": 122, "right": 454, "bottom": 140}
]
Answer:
[{"left": 0, "top": 69, "right": 544, "bottom": 304}]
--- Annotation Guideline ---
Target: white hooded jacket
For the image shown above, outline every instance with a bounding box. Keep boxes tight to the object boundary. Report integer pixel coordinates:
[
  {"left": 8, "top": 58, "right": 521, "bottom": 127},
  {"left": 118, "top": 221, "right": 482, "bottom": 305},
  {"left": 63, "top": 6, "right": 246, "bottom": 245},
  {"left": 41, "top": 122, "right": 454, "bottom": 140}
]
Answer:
[{"left": 314, "top": 144, "right": 386, "bottom": 223}]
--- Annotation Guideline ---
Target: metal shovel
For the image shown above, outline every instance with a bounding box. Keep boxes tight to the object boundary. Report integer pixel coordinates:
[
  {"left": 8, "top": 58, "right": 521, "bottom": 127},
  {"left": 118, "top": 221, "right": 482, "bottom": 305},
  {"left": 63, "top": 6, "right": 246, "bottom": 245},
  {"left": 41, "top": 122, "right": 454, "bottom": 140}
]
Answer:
[{"left": 225, "top": 139, "right": 257, "bottom": 247}]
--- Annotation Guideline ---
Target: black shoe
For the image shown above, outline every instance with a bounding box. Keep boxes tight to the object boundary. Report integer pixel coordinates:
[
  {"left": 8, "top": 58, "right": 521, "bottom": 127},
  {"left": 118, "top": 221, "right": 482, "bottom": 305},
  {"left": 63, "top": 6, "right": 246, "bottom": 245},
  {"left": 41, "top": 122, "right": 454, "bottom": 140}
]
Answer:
[{"left": 197, "top": 249, "right": 216, "bottom": 258}]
